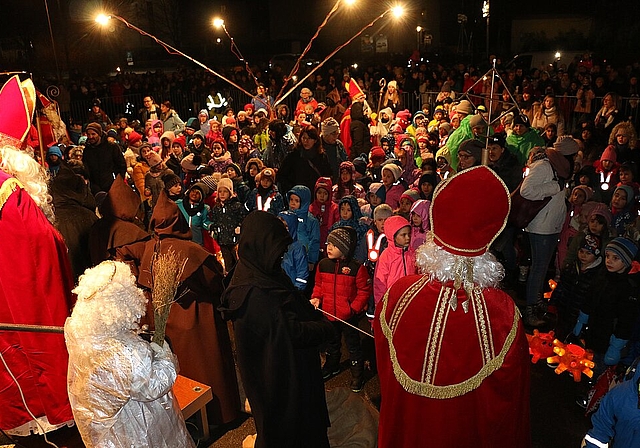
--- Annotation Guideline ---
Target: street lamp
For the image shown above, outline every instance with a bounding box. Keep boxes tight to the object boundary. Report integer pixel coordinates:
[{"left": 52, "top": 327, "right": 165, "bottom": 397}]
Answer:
[
  {"left": 94, "top": 13, "right": 254, "bottom": 99},
  {"left": 416, "top": 25, "right": 423, "bottom": 52}
]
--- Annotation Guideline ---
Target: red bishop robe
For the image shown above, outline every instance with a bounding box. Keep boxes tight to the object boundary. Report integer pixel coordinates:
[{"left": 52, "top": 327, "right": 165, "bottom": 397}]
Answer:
[
  {"left": 374, "top": 274, "right": 531, "bottom": 448},
  {"left": 0, "top": 170, "right": 74, "bottom": 432}
]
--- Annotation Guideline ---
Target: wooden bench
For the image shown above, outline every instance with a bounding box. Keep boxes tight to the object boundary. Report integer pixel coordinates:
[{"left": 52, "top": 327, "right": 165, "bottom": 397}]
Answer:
[{"left": 173, "top": 375, "right": 213, "bottom": 440}]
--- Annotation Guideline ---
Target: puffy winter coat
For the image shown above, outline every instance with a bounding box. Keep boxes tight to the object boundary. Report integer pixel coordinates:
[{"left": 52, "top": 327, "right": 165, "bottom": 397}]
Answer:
[
  {"left": 584, "top": 360, "right": 640, "bottom": 448},
  {"left": 287, "top": 185, "right": 321, "bottom": 264},
  {"left": 312, "top": 257, "right": 371, "bottom": 321},
  {"left": 210, "top": 196, "right": 246, "bottom": 246},
  {"left": 373, "top": 215, "right": 416, "bottom": 304}
]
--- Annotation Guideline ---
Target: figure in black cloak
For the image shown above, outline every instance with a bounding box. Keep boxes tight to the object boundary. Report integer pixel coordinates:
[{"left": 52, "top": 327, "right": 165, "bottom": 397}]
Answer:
[
  {"left": 50, "top": 163, "right": 98, "bottom": 278},
  {"left": 219, "top": 211, "right": 335, "bottom": 448}
]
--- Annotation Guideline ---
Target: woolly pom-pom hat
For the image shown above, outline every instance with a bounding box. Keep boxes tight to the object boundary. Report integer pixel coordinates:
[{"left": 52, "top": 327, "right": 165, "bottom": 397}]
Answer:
[{"left": 430, "top": 165, "right": 509, "bottom": 256}]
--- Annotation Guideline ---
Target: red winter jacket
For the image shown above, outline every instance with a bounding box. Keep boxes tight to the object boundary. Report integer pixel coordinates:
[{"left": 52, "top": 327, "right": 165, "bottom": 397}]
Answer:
[{"left": 312, "top": 257, "right": 371, "bottom": 321}]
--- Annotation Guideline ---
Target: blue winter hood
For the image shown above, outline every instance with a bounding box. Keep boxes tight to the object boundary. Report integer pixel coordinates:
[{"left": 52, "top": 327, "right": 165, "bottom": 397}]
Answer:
[
  {"left": 287, "top": 185, "right": 312, "bottom": 215},
  {"left": 278, "top": 210, "right": 298, "bottom": 240}
]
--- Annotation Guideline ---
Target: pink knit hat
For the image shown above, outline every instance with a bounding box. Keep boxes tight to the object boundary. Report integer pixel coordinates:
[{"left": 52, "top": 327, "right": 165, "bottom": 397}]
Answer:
[{"left": 601, "top": 145, "right": 617, "bottom": 163}]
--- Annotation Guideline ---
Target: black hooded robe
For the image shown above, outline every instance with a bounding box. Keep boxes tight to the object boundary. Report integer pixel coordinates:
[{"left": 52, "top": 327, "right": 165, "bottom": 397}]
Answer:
[{"left": 220, "top": 211, "right": 335, "bottom": 448}]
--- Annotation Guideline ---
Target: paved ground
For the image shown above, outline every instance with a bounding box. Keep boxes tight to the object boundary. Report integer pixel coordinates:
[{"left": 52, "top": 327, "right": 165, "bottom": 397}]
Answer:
[{"left": 2, "top": 281, "right": 592, "bottom": 448}]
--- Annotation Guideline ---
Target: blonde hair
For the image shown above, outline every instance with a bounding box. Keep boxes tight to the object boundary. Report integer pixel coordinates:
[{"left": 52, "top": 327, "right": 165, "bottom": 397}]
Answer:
[{"left": 0, "top": 145, "right": 55, "bottom": 224}]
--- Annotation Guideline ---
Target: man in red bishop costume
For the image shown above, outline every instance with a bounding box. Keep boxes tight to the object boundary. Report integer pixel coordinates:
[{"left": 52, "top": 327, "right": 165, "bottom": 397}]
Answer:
[
  {"left": 374, "top": 165, "right": 531, "bottom": 448},
  {"left": 0, "top": 75, "right": 75, "bottom": 435}
]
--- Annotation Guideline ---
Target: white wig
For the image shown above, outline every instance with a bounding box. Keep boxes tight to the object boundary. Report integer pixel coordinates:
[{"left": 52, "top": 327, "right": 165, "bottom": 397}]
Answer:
[
  {"left": 415, "top": 232, "right": 504, "bottom": 289},
  {"left": 0, "top": 145, "right": 55, "bottom": 224},
  {"left": 68, "top": 261, "right": 147, "bottom": 339}
]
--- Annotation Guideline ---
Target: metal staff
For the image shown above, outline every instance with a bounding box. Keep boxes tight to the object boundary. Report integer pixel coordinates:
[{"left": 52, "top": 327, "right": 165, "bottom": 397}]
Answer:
[
  {"left": 376, "top": 78, "right": 387, "bottom": 116},
  {"left": 315, "top": 308, "right": 374, "bottom": 339},
  {"left": 274, "top": 8, "right": 393, "bottom": 107},
  {"left": 0, "top": 323, "right": 64, "bottom": 333}
]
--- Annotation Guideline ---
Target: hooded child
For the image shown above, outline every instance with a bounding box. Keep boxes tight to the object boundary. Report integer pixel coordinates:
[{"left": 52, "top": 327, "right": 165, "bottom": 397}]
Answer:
[
  {"left": 279, "top": 210, "right": 310, "bottom": 291},
  {"left": 331, "top": 195, "right": 369, "bottom": 263},
  {"left": 410, "top": 199, "right": 431, "bottom": 250},
  {"left": 373, "top": 215, "right": 417, "bottom": 307},
  {"left": 287, "top": 185, "right": 321, "bottom": 271},
  {"left": 309, "top": 177, "right": 340, "bottom": 253},
  {"left": 176, "top": 182, "right": 213, "bottom": 246}
]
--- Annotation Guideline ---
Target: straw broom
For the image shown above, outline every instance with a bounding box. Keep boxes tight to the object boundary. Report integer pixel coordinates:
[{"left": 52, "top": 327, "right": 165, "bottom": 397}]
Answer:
[{"left": 150, "top": 248, "right": 187, "bottom": 345}]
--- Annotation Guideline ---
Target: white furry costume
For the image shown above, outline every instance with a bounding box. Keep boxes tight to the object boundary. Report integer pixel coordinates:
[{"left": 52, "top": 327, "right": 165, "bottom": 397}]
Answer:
[{"left": 64, "top": 261, "right": 195, "bottom": 448}]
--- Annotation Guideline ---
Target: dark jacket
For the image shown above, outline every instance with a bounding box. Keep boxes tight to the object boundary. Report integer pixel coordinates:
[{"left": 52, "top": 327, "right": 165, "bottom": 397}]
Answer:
[
  {"left": 278, "top": 148, "right": 332, "bottom": 195},
  {"left": 488, "top": 149, "right": 523, "bottom": 193},
  {"left": 83, "top": 136, "right": 127, "bottom": 194},
  {"left": 211, "top": 196, "right": 246, "bottom": 246},
  {"left": 349, "top": 102, "right": 371, "bottom": 160}
]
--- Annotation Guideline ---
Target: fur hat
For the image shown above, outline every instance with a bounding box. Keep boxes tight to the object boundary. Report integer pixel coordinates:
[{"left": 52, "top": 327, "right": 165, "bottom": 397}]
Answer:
[
  {"left": 601, "top": 145, "right": 617, "bottom": 163},
  {"left": 85, "top": 122, "right": 103, "bottom": 136},
  {"left": 553, "top": 135, "right": 580, "bottom": 156},
  {"left": 605, "top": 237, "right": 638, "bottom": 269},
  {"left": 217, "top": 177, "right": 234, "bottom": 195},
  {"left": 260, "top": 167, "right": 276, "bottom": 184},
  {"left": 431, "top": 166, "right": 509, "bottom": 256},
  {"left": 327, "top": 227, "right": 357, "bottom": 258},
  {"left": 382, "top": 163, "right": 402, "bottom": 182},
  {"left": 245, "top": 157, "right": 264, "bottom": 173},
  {"left": 321, "top": 117, "right": 340, "bottom": 136}
]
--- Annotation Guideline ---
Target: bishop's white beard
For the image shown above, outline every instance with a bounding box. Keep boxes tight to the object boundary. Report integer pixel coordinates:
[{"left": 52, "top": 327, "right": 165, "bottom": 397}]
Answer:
[
  {"left": 0, "top": 145, "right": 55, "bottom": 224},
  {"left": 415, "top": 233, "right": 504, "bottom": 288}
]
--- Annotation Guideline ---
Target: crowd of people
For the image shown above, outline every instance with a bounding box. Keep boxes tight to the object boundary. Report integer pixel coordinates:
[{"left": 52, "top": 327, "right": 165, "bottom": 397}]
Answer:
[{"left": 4, "top": 52, "right": 640, "bottom": 447}]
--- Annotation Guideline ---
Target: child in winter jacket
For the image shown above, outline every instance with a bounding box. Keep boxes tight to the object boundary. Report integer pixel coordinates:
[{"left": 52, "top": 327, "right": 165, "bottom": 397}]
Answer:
[
  {"left": 287, "top": 185, "right": 321, "bottom": 271},
  {"left": 360, "top": 182, "right": 385, "bottom": 226},
  {"left": 381, "top": 163, "right": 406, "bottom": 209},
  {"left": 330, "top": 195, "right": 369, "bottom": 263},
  {"left": 572, "top": 238, "right": 640, "bottom": 379},
  {"left": 373, "top": 215, "right": 417, "bottom": 307},
  {"left": 594, "top": 145, "right": 620, "bottom": 204},
  {"left": 364, "top": 204, "right": 392, "bottom": 320},
  {"left": 582, "top": 356, "right": 640, "bottom": 448},
  {"left": 244, "top": 167, "right": 285, "bottom": 215},
  {"left": 176, "top": 182, "right": 213, "bottom": 246},
  {"left": 211, "top": 177, "right": 246, "bottom": 271},
  {"left": 551, "top": 233, "right": 605, "bottom": 341},
  {"left": 410, "top": 199, "right": 430, "bottom": 250},
  {"left": 208, "top": 138, "right": 232, "bottom": 174},
  {"left": 332, "top": 161, "right": 366, "bottom": 203},
  {"left": 309, "top": 177, "right": 339, "bottom": 255},
  {"left": 311, "top": 227, "right": 371, "bottom": 392},
  {"left": 278, "top": 211, "right": 309, "bottom": 290}
]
